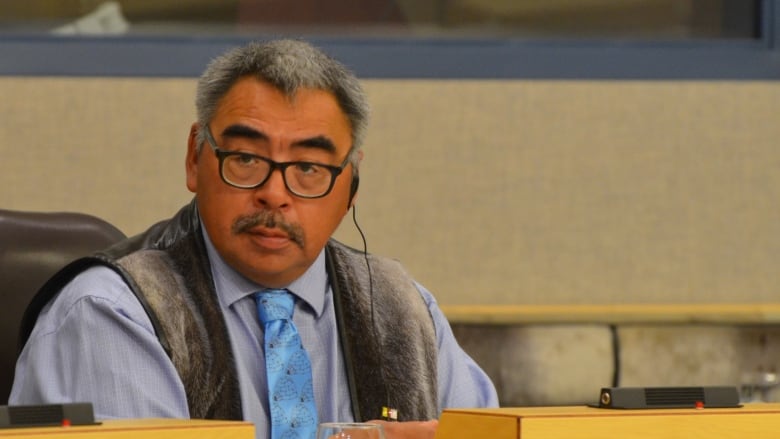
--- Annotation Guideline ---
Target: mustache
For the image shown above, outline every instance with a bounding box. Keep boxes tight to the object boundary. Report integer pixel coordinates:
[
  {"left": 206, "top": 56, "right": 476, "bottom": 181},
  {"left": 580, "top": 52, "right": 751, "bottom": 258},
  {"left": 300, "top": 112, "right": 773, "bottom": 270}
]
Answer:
[{"left": 231, "top": 210, "right": 305, "bottom": 248}]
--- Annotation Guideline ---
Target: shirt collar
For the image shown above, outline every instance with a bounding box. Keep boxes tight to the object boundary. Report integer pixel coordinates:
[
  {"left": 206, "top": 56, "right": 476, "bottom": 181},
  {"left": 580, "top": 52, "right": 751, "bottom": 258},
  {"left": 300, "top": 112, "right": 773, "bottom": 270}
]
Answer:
[{"left": 200, "top": 223, "right": 328, "bottom": 317}]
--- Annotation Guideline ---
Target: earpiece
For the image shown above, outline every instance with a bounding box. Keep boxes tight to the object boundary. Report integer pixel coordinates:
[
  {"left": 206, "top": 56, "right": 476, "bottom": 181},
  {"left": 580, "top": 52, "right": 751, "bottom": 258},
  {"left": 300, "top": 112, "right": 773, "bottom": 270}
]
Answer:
[{"left": 348, "top": 172, "right": 360, "bottom": 210}]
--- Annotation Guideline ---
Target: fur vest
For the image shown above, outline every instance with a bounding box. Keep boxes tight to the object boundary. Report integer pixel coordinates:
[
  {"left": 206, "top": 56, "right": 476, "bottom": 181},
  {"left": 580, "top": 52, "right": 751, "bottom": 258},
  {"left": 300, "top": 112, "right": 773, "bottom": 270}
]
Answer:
[{"left": 20, "top": 201, "right": 438, "bottom": 421}]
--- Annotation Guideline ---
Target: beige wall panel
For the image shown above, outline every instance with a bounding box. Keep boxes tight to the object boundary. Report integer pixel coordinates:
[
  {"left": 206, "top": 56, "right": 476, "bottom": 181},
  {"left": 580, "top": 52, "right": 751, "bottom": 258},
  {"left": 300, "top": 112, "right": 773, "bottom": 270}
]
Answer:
[
  {"left": 0, "top": 76, "right": 196, "bottom": 234},
  {"left": 2, "top": 77, "right": 779, "bottom": 306}
]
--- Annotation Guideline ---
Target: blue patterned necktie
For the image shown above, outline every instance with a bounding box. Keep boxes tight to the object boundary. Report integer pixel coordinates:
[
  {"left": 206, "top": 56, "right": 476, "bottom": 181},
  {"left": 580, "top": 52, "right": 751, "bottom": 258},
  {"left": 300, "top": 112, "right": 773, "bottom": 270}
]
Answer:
[{"left": 254, "top": 289, "right": 318, "bottom": 439}]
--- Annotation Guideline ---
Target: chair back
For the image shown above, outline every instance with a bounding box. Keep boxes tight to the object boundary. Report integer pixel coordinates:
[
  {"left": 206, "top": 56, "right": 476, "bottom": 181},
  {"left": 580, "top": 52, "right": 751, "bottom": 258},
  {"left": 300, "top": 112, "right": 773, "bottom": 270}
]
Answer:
[{"left": 0, "top": 209, "right": 126, "bottom": 404}]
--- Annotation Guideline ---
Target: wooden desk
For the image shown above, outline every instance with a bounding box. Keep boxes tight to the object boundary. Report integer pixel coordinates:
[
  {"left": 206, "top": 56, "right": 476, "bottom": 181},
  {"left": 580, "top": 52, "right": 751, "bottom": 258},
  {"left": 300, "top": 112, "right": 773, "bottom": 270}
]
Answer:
[
  {"left": 442, "top": 303, "right": 780, "bottom": 324},
  {"left": 0, "top": 418, "right": 254, "bottom": 438},
  {"left": 436, "top": 404, "right": 780, "bottom": 439}
]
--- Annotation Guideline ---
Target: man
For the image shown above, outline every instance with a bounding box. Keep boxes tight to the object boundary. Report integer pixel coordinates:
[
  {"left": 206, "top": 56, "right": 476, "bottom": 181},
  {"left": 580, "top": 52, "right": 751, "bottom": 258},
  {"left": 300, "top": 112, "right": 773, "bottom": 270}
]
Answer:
[{"left": 11, "top": 39, "right": 498, "bottom": 439}]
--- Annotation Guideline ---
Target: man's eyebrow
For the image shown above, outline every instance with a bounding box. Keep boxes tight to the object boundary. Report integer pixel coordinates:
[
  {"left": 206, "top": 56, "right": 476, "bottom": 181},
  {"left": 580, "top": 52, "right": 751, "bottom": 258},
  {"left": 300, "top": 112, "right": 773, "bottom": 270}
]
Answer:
[
  {"left": 221, "top": 124, "right": 268, "bottom": 141},
  {"left": 221, "top": 124, "right": 337, "bottom": 153},
  {"left": 292, "top": 136, "right": 337, "bottom": 153}
]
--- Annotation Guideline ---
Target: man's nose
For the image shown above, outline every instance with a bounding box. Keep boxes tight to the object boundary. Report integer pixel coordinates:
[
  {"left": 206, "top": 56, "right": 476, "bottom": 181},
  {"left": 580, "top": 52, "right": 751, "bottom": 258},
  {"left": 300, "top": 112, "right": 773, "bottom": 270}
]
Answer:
[{"left": 253, "top": 168, "right": 291, "bottom": 209}]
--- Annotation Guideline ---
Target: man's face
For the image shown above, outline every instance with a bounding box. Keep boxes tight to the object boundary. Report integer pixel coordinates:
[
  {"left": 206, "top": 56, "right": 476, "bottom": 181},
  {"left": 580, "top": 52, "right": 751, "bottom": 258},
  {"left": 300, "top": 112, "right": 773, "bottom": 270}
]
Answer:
[{"left": 186, "top": 76, "right": 356, "bottom": 287}]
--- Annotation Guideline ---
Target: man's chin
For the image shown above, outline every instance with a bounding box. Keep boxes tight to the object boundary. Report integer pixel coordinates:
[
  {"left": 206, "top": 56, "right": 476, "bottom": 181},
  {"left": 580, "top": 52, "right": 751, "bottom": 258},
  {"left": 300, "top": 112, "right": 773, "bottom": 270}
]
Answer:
[{"left": 234, "top": 251, "right": 309, "bottom": 286}]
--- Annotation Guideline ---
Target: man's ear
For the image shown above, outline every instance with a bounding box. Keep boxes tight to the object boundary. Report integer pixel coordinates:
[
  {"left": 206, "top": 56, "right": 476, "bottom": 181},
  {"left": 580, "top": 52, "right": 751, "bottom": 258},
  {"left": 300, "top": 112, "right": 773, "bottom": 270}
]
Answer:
[
  {"left": 348, "top": 150, "right": 364, "bottom": 210},
  {"left": 348, "top": 173, "right": 360, "bottom": 210},
  {"left": 185, "top": 123, "right": 200, "bottom": 193}
]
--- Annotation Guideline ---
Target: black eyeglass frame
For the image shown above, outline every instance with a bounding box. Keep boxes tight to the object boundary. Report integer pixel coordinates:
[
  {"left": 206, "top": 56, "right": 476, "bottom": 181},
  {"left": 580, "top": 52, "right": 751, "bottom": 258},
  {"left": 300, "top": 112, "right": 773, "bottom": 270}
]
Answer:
[{"left": 203, "top": 125, "right": 350, "bottom": 199}]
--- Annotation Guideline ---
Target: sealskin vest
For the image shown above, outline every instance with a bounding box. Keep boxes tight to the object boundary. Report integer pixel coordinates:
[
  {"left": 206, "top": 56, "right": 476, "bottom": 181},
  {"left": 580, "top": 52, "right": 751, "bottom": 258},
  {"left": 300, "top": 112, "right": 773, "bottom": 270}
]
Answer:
[{"left": 19, "top": 201, "right": 438, "bottom": 421}]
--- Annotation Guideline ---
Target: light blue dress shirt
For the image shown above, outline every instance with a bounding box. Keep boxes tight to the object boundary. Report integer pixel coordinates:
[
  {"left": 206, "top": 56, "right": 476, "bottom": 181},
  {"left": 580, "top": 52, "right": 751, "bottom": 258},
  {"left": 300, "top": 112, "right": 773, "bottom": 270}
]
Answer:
[{"left": 11, "top": 229, "right": 498, "bottom": 438}]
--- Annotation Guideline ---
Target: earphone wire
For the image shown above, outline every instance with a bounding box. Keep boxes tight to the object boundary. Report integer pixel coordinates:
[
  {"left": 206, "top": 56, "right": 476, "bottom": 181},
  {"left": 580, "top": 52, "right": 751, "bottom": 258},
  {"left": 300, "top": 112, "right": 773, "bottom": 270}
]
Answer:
[{"left": 351, "top": 205, "right": 396, "bottom": 421}]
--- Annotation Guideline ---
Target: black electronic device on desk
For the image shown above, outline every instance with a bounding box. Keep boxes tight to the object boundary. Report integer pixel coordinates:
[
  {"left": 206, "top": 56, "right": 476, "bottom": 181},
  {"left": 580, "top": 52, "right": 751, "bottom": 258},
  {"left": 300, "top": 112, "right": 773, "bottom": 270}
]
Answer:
[
  {"left": 0, "top": 402, "right": 98, "bottom": 428},
  {"left": 596, "top": 386, "right": 741, "bottom": 409}
]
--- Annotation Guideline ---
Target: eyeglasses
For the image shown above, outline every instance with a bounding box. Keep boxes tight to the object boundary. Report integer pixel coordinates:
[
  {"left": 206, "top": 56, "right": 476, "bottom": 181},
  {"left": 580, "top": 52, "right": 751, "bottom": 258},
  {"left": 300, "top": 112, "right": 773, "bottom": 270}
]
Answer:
[{"left": 204, "top": 125, "right": 349, "bottom": 199}]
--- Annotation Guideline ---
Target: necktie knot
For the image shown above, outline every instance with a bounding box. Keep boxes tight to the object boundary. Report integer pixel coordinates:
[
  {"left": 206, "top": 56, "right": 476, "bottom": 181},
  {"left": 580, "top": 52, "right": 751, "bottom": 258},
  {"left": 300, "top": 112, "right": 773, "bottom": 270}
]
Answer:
[{"left": 254, "top": 289, "right": 294, "bottom": 324}]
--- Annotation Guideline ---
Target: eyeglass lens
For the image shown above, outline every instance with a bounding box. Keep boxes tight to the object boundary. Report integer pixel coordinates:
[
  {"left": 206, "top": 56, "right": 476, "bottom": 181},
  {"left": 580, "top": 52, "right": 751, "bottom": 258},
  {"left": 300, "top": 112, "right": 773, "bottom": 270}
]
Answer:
[{"left": 222, "top": 155, "right": 333, "bottom": 197}]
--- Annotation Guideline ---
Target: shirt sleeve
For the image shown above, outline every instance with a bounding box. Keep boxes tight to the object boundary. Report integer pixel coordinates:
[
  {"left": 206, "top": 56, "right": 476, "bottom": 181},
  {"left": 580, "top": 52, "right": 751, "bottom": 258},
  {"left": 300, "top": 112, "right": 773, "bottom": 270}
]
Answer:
[
  {"left": 9, "top": 266, "right": 190, "bottom": 420},
  {"left": 414, "top": 282, "right": 500, "bottom": 410}
]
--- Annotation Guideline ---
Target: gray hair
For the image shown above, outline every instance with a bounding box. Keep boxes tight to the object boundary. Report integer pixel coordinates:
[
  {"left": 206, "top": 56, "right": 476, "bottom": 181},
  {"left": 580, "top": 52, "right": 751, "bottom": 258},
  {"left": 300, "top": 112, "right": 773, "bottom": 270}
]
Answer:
[{"left": 195, "top": 39, "right": 370, "bottom": 168}]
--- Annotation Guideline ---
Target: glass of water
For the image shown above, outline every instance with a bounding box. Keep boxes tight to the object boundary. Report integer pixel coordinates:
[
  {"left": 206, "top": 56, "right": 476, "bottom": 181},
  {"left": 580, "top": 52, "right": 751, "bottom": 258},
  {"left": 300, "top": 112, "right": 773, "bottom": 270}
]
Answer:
[{"left": 317, "top": 422, "right": 385, "bottom": 439}]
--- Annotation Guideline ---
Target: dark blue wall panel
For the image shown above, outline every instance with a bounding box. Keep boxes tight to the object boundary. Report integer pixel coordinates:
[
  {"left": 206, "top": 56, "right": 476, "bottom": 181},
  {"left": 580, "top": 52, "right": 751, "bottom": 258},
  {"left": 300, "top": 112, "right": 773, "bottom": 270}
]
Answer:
[{"left": 1, "top": 1, "right": 778, "bottom": 80}]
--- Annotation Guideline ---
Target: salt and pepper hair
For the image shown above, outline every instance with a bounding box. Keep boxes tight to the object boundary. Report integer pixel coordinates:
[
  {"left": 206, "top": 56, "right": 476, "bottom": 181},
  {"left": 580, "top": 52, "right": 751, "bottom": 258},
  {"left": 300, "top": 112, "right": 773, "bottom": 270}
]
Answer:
[{"left": 194, "top": 39, "right": 370, "bottom": 169}]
